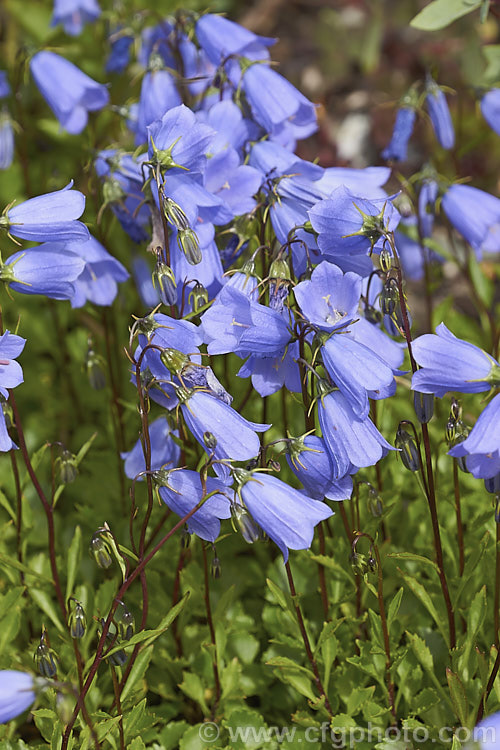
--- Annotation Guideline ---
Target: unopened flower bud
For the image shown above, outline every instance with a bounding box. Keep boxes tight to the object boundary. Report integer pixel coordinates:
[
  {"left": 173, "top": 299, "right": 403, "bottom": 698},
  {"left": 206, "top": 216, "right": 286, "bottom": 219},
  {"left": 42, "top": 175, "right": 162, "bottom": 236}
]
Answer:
[
  {"left": 162, "top": 197, "right": 190, "bottom": 230},
  {"left": 181, "top": 526, "right": 191, "bottom": 548},
  {"left": 380, "top": 279, "right": 399, "bottom": 316},
  {"left": 100, "top": 621, "right": 128, "bottom": 667},
  {"left": 188, "top": 281, "right": 209, "bottom": 312},
  {"left": 269, "top": 257, "right": 291, "bottom": 280},
  {"left": 367, "top": 486, "right": 384, "bottom": 517},
  {"left": 367, "top": 555, "right": 377, "bottom": 572},
  {"left": 413, "top": 391, "right": 434, "bottom": 424},
  {"left": 160, "top": 347, "right": 189, "bottom": 374},
  {"left": 349, "top": 551, "right": 368, "bottom": 575},
  {"left": 68, "top": 601, "right": 86, "bottom": 639},
  {"left": 102, "top": 176, "right": 126, "bottom": 206},
  {"left": 395, "top": 425, "right": 420, "bottom": 472},
  {"left": 115, "top": 601, "right": 135, "bottom": 641},
  {"left": 58, "top": 449, "right": 78, "bottom": 484},
  {"left": 85, "top": 343, "right": 106, "bottom": 390},
  {"left": 1, "top": 399, "right": 13, "bottom": 429},
  {"left": 203, "top": 431, "right": 217, "bottom": 451},
  {"left": 231, "top": 503, "right": 263, "bottom": 544},
  {"left": 379, "top": 247, "right": 393, "bottom": 273},
  {"left": 178, "top": 228, "right": 202, "bottom": 265},
  {"left": 485, "top": 474, "right": 500, "bottom": 494},
  {"left": 34, "top": 633, "right": 58, "bottom": 678},
  {"left": 211, "top": 556, "right": 222, "bottom": 579},
  {"left": 364, "top": 305, "right": 383, "bottom": 325},
  {"left": 90, "top": 535, "right": 113, "bottom": 569},
  {"left": 152, "top": 257, "right": 177, "bottom": 306}
]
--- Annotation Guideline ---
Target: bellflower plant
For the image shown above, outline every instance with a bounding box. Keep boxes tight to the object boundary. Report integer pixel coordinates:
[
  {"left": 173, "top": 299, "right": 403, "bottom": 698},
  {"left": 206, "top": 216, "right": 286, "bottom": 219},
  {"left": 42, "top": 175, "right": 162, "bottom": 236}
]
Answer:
[
  {"left": 30, "top": 51, "right": 109, "bottom": 134},
  {"left": 122, "top": 416, "right": 180, "bottom": 479}
]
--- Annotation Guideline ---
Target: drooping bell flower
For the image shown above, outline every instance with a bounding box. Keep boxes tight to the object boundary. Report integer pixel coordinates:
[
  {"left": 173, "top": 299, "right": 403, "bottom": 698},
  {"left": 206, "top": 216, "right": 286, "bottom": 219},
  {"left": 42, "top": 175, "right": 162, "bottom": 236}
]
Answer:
[
  {"left": 412, "top": 323, "right": 500, "bottom": 397},
  {"left": 0, "top": 112, "right": 14, "bottom": 170},
  {"left": 286, "top": 434, "right": 353, "bottom": 501},
  {"left": 0, "top": 245, "right": 85, "bottom": 300},
  {"left": 448, "top": 393, "right": 500, "bottom": 479},
  {"left": 232, "top": 468, "right": 333, "bottom": 562},
  {"left": 441, "top": 183, "right": 500, "bottom": 258},
  {"left": 0, "top": 182, "right": 89, "bottom": 243},
  {"left": 156, "top": 469, "right": 231, "bottom": 542},
  {"left": 195, "top": 14, "right": 275, "bottom": 67},
  {"left": 30, "top": 51, "right": 109, "bottom": 135},
  {"left": 382, "top": 107, "right": 416, "bottom": 162},
  {"left": 62, "top": 234, "right": 129, "bottom": 308},
  {"left": 425, "top": 76, "right": 455, "bottom": 149},
  {"left": 51, "top": 0, "right": 101, "bottom": 36}
]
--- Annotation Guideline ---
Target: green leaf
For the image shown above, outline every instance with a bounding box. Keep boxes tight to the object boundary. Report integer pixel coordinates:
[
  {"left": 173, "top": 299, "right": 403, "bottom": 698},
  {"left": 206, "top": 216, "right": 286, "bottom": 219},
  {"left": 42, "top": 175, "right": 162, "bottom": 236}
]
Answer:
[
  {"left": 265, "top": 656, "right": 315, "bottom": 679},
  {"left": 398, "top": 568, "right": 449, "bottom": 646},
  {"left": 31, "top": 588, "right": 64, "bottom": 632},
  {"left": 65, "top": 525, "right": 82, "bottom": 601},
  {"left": 0, "top": 553, "right": 52, "bottom": 584},
  {"left": 388, "top": 552, "right": 439, "bottom": 573},
  {"left": 120, "top": 647, "right": 153, "bottom": 704},
  {"left": 410, "top": 0, "right": 482, "bottom": 30},
  {"left": 387, "top": 587, "right": 404, "bottom": 629},
  {"left": 0, "top": 489, "right": 16, "bottom": 522},
  {"left": 446, "top": 668, "right": 468, "bottom": 726},
  {"left": 467, "top": 585, "right": 487, "bottom": 638},
  {"left": 455, "top": 532, "right": 490, "bottom": 606},
  {"left": 178, "top": 672, "right": 209, "bottom": 716},
  {"left": 128, "top": 739, "right": 146, "bottom": 750}
]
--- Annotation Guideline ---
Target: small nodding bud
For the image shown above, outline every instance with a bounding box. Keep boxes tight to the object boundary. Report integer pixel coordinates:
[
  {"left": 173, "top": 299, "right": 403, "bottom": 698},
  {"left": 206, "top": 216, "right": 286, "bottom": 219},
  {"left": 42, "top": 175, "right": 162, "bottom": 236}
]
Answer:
[
  {"left": 152, "top": 257, "right": 177, "bottom": 306},
  {"left": 269, "top": 257, "right": 291, "bottom": 280},
  {"left": 34, "top": 632, "right": 58, "bottom": 678},
  {"left": 188, "top": 282, "right": 209, "bottom": 313},
  {"left": 115, "top": 601, "right": 135, "bottom": 641},
  {"left": 90, "top": 535, "right": 113, "bottom": 569},
  {"left": 1, "top": 399, "right": 13, "bottom": 429},
  {"left": 379, "top": 247, "right": 393, "bottom": 273},
  {"left": 178, "top": 228, "right": 202, "bottom": 265},
  {"left": 160, "top": 347, "right": 190, "bottom": 374},
  {"left": 58, "top": 449, "right": 78, "bottom": 484},
  {"left": 211, "top": 556, "right": 222, "bottom": 579},
  {"left": 268, "top": 459, "right": 281, "bottom": 472},
  {"left": 231, "top": 503, "right": 263, "bottom": 544},
  {"left": 495, "top": 496, "right": 500, "bottom": 524},
  {"left": 380, "top": 279, "right": 399, "bottom": 316},
  {"left": 485, "top": 474, "right": 500, "bottom": 495},
  {"left": 413, "top": 391, "right": 434, "bottom": 424},
  {"left": 203, "top": 431, "right": 217, "bottom": 451},
  {"left": 445, "top": 418, "right": 456, "bottom": 444},
  {"left": 181, "top": 526, "right": 191, "bottom": 549},
  {"left": 364, "top": 304, "right": 383, "bottom": 325},
  {"left": 367, "top": 556, "right": 377, "bottom": 572},
  {"left": 68, "top": 601, "right": 86, "bottom": 639},
  {"left": 85, "top": 342, "right": 106, "bottom": 391},
  {"left": 367, "top": 486, "right": 384, "bottom": 517},
  {"left": 395, "top": 425, "right": 420, "bottom": 472},
  {"left": 102, "top": 176, "right": 126, "bottom": 205},
  {"left": 349, "top": 551, "right": 368, "bottom": 575},
  {"left": 100, "top": 620, "right": 128, "bottom": 667}
]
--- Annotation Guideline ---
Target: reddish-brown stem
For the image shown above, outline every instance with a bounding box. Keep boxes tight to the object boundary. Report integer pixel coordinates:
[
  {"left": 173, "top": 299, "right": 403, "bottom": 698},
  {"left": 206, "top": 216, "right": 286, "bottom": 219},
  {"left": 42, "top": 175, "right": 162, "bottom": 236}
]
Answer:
[
  {"left": 10, "top": 450, "right": 24, "bottom": 586},
  {"left": 171, "top": 545, "right": 186, "bottom": 658},
  {"left": 476, "top": 646, "right": 500, "bottom": 724},
  {"left": 202, "top": 544, "right": 221, "bottom": 716},
  {"left": 317, "top": 523, "right": 329, "bottom": 621},
  {"left": 285, "top": 561, "right": 333, "bottom": 716},
  {"left": 110, "top": 666, "right": 125, "bottom": 750},
  {"left": 453, "top": 460, "right": 465, "bottom": 577},
  {"left": 61, "top": 493, "right": 215, "bottom": 749},
  {"left": 496, "top": 523, "right": 500, "bottom": 648}
]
